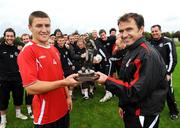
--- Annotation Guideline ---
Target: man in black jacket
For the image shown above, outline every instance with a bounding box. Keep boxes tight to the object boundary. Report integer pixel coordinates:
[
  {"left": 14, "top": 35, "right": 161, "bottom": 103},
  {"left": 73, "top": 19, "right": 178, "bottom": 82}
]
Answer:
[
  {"left": 150, "top": 24, "right": 179, "bottom": 120},
  {"left": 96, "top": 29, "right": 116, "bottom": 102},
  {"left": 0, "top": 28, "right": 28, "bottom": 128},
  {"left": 96, "top": 13, "right": 168, "bottom": 128}
]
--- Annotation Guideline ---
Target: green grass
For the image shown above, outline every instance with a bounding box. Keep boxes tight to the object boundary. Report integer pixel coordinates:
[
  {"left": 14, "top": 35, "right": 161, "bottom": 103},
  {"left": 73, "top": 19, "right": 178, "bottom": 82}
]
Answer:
[{"left": 5, "top": 47, "right": 180, "bottom": 128}]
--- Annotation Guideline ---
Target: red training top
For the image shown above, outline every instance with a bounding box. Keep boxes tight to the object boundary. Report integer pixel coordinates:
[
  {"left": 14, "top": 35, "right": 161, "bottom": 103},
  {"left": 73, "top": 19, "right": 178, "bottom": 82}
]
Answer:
[{"left": 18, "top": 41, "right": 68, "bottom": 125}]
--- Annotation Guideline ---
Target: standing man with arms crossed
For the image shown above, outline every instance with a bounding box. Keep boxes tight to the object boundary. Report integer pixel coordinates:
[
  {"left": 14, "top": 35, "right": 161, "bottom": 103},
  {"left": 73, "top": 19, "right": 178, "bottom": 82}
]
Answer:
[
  {"left": 150, "top": 24, "right": 179, "bottom": 120},
  {"left": 96, "top": 13, "right": 168, "bottom": 128},
  {"left": 18, "top": 11, "right": 79, "bottom": 128}
]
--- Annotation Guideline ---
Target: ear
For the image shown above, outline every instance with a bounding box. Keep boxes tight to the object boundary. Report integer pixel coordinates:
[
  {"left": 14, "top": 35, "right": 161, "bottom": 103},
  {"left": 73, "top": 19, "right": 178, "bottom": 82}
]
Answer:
[
  {"left": 139, "top": 26, "right": 144, "bottom": 34},
  {"left": 28, "top": 24, "right": 32, "bottom": 32}
]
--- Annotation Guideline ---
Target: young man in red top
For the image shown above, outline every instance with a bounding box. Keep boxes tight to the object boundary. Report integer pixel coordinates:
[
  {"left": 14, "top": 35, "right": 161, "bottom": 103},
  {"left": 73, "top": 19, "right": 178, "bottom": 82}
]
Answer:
[{"left": 18, "top": 11, "right": 79, "bottom": 128}]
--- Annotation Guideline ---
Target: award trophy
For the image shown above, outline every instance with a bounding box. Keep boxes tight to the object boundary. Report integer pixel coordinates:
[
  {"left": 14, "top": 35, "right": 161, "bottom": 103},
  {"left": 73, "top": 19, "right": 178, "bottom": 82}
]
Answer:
[{"left": 74, "top": 38, "right": 99, "bottom": 82}]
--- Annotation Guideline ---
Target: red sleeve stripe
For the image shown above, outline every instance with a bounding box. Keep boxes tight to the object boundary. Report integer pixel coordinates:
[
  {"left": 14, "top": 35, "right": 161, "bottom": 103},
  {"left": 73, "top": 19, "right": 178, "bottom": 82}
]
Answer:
[
  {"left": 107, "top": 58, "right": 141, "bottom": 88},
  {"left": 107, "top": 76, "right": 130, "bottom": 88},
  {"left": 130, "top": 58, "right": 141, "bottom": 86},
  {"left": 140, "top": 42, "right": 150, "bottom": 53}
]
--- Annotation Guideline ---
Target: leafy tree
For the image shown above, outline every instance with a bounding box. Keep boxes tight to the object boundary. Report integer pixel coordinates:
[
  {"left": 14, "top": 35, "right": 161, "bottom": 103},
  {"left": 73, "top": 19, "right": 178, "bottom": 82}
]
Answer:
[
  {"left": 173, "top": 31, "right": 180, "bottom": 40},
  {"left": 162, "top": 32, "right": 172, "bottom": 38},
  {"left": 144, "top": 31, "right": 151, "bottom": 41},
  {"left": 0, "top": 37, "right": 4, "bottom": 44}
]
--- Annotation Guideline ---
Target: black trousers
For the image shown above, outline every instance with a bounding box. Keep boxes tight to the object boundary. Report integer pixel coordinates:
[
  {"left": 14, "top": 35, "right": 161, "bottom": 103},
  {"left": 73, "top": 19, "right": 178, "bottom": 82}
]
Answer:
[
  {"left": 34, "top": 112, "right": 69, "bottom": 128},
  {"left": 0, "top": 81, "right": 24, "bottom": 110},
  {"left": 123, "top": 114, "right": 160, "bottom": 128},
  {"left": 25, "top": 91, "right": 34, "bottom": 105},
  {"left": 166, "top": 78, "right": 179, "bottom": 115}
]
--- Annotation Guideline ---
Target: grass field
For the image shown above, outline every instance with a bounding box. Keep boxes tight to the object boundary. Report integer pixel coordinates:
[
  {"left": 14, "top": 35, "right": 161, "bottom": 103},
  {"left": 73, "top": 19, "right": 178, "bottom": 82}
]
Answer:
[{"left": 5, "top": 47, "right": 180, "bottom": 128}]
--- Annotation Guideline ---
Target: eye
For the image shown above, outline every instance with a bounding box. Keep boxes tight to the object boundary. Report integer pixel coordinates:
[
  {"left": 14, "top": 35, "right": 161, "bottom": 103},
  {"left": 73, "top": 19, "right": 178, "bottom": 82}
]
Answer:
[
  {"left": 45, "top": 24, "right": 50, "bottom": 27},
  {"left": 119, "top": 30, "right": 123, "bottom": 34},
  {"left": 36, "top": 24, "right": 43, "bottom": 28}
]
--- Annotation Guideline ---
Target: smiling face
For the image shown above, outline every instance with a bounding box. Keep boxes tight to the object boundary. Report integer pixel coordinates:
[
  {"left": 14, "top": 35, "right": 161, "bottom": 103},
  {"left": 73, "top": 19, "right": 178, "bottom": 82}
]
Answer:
[
  {"left": 118, "top": 18, "right": 144, "bottom": 47},
  {"left": 57, "top": 37, "right": 65, "bottom": 47},
  {"left": 29, "top": 17, "right": 51, "bottom": 45},
  {"left": 151, "top": 26, "right": 162, "bottom": 40},
  {"left": 4, "top": 31, "right": 15, "bottom": 46},
  {"left": 21, "top": 35, "right": 30, "bottom": 43},
  {"left": 99, "top": 32, "right": 107, "bottom": 41}
]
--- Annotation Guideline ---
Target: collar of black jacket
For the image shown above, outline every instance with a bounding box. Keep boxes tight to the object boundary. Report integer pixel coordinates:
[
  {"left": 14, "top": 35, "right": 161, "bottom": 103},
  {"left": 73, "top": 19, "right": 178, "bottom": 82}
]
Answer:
[
  {"left": 127, "top": 37, "right": 146, "bottom": 51},
  {"left": 150, "top": 36, "right": 164, "bottom": 45}
]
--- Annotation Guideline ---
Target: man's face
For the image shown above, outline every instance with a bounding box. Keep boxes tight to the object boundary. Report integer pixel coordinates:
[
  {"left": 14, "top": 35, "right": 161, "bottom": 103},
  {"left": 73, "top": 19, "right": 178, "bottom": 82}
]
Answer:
[
  {"left": 50, "top": 35, "right": 56, "bottom": 41},
  {"left": 92, "top": 30, "right": 98, "bottom": 39},
  {"left": 119, "top": 18, "right": 144, "bottom": 47},
  {"left": 110, "top": 31, "right": 116, "bottom": 36},
  {"left": 77, "top": 40, "right": 85, "bottom": 49},
  {"left": 55, "top": 32, "right": 62, "bottom": 37},
  {"left": 4, "top": 32, "right": 15, "bottom": 46},
  {"left": 57, "top": 38, "right": 65, "bottom": 47},
  {"left": 69, "top": 36, "right": 74, "bottom": 42},
  {"left": 74, "top": 35, "right": 79, "bottom": 42},
  {"left": 151, "top": 26, "right": 161, "bottom": 40},
  {"left": 22, "top": 35, "right": 30, "bottom": 43},
  {"left": 29, "top": 18, "right": 50, "bottom": 44},
  {"left": 100, "top": 32, "right": 107, "bottom": 41}
]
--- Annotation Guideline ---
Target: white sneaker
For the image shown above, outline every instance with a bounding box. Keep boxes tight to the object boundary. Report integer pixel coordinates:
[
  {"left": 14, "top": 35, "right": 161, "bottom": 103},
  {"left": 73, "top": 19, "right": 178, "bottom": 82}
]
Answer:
[
  {"left": 99, "top": 92, "right": 113, "bottom": 103},
  {"left": 16, "top": 113, "right": 28, "bottom": 120},
  {"left": 0, "top": 123, "right": 6, "bottom": 128},
  {"left": 28, "top": 112, "right": 34, "bottom": 119},
  {"left": 83, "top": 95, "right": 89, "bottom": 100}
]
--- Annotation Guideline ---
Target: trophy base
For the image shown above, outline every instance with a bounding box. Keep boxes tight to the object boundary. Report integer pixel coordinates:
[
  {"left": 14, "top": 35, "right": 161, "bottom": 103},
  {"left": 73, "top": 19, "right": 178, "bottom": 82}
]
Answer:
[{"left": 74, "top": 69, "right": 99, "bottom": 82}]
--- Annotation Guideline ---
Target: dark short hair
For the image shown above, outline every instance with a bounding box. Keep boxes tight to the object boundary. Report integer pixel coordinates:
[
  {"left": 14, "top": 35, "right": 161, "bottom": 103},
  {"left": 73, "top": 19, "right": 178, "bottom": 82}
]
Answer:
[
  {"left": 109, "top": 28, "right": 116, "bottom": 34},
  {"left": 54, "top": 28, "right": 62, "bottom": 36},
  {"left": 29, "top": 11, "right": 50, "bottom": 25},
  {"left": 99, "top": 29, "right": 106, "bottom": 35},
  {"left": 118, "top": 13, "right": 144, "bottom": 29},
  {"left": 3, "top": 28, "right": 16, "bottom": 37},
  {"left": 50, "top": 34, "right": 55, "bottom": 37},
  {"left": 151, "top": 24, "right": 161, "bottom": 31}
]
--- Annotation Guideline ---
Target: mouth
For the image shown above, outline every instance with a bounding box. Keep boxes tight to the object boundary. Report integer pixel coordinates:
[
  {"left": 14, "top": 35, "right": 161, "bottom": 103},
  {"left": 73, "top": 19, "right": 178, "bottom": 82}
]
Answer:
[
  {"left": 123, "top": 38, "right": 129, "bottom": 44},
  {"left": 40, "top": 34, "right": 49, "bottom": 38},
  {"left": 6, "top": 40, "right": 14, "bottom": 43}
]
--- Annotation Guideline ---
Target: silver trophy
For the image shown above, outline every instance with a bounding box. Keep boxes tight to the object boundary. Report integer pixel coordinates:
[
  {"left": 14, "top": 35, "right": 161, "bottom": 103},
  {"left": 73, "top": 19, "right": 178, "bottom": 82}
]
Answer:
[{"left": 74, "top": 38, "right": 99, "bottom": 82}]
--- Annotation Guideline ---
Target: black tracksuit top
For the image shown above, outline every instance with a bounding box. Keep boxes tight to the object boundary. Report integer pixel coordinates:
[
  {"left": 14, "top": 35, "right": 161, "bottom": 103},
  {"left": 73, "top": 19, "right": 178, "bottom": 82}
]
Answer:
[
  {"left": 0, "top": 42, "right": 21, "bottom": 82},
  {"left": 105, "top": 37, "right": 168, "bottom": 116},
  {"left": 150, "top": 37, "right": 177, "bottom": 75}
]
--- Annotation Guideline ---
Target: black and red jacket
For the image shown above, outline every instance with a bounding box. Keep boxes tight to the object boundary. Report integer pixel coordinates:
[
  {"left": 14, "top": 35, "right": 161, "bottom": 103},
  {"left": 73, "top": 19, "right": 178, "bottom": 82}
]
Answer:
[{"left": 105, "top": 37, "right": 168, "bottom": 116}]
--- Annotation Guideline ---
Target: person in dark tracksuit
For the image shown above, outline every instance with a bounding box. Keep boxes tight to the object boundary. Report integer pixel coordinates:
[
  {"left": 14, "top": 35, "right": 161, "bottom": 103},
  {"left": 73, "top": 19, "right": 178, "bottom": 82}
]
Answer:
[
  {"left": 69, "top": 37, "right": 89, "bottom": 99},
  {"left": 20, "top": 33, "right": 34, "bottom": 119},
  {"left": 150, "top": 24, "right": 179, "bottom": 120},
  {"left": 54, "top": 36, "right": 75, "bottom": 99},
  {"left": 95, "top": 29, "right": 116, "bottom": 102},
  {"left": 96, "top": 13, "right": 168, "bottom": 128},
  {"left": 0, "top": 28, "right": 28, "bottom": 128},
  {"left": 54, "top": 36, "right": 74, "bottom": 78}
]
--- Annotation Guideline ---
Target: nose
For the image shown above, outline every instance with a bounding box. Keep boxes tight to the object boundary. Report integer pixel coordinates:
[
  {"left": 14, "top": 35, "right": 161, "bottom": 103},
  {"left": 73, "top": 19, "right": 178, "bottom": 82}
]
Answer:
[{"left": 41, "top": 25, "right": 47, "bottom": 32}]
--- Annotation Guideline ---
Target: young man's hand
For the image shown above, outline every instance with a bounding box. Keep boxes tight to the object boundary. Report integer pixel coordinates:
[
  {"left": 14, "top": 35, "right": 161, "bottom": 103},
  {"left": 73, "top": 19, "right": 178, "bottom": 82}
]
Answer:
[{"left": 64, "top": 74, "right": 81, "bottom": 87}]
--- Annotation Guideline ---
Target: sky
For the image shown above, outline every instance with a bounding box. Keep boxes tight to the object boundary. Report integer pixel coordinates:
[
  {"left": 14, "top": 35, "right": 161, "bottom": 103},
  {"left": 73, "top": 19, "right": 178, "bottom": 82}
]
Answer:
[{"left": 0, "top": 0, "right": 179, "bottom": 37}]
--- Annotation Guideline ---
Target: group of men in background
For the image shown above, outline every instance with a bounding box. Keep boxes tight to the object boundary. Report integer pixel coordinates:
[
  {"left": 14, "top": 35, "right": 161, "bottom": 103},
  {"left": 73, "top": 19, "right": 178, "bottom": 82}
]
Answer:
[{"left": 0, "top": 11, "right": 179, "bottom": 128}]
